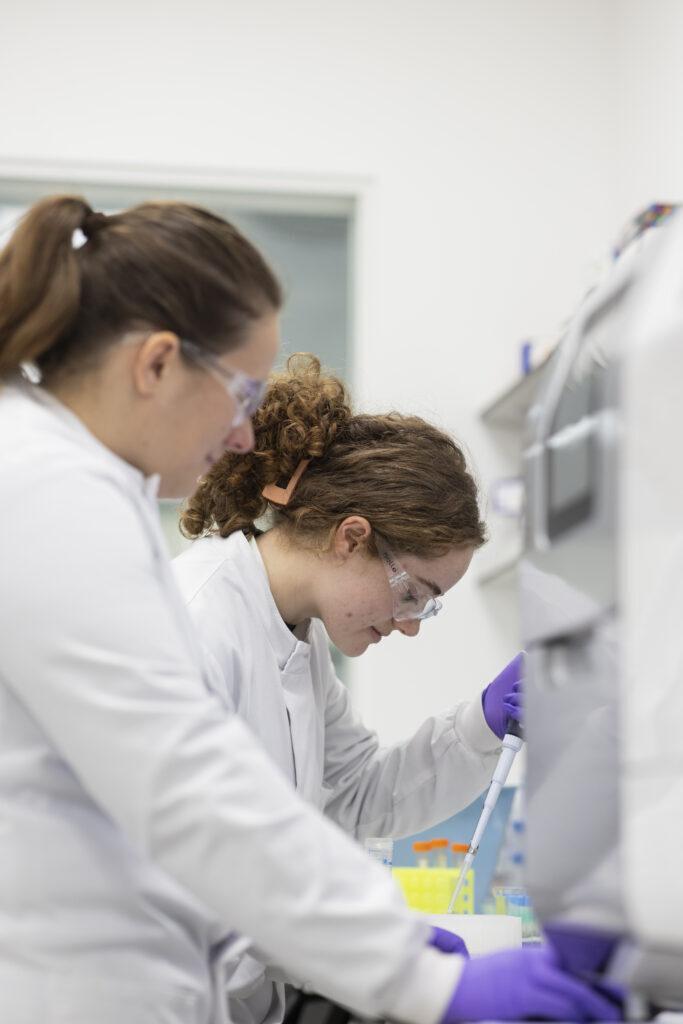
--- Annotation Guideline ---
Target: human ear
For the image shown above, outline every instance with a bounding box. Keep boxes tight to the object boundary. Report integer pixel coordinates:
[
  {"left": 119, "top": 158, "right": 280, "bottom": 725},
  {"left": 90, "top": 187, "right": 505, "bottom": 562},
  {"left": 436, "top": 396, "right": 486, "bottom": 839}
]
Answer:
[
  {"left": 332, "top": 516, "right": 372, "bottom": 559},
  {"left": 132, "top": 331, "right": 181, "bottom": 397}
]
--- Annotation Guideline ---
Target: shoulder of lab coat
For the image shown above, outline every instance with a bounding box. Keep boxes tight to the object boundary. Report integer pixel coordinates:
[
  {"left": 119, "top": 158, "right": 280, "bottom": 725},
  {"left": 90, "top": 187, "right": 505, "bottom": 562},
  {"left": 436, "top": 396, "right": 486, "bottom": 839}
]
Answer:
[
  {"left": 173, "top": 530, "right": 281, "bottom": 643},
  {"left": 172, "top": 532, "right": 300, "bottom": 707},
  {"left": 309, "top": 618, "right": 503, "bottom": 839},
  {"left": 0, "top": 382, "right": 461, "bottom": 1024}
]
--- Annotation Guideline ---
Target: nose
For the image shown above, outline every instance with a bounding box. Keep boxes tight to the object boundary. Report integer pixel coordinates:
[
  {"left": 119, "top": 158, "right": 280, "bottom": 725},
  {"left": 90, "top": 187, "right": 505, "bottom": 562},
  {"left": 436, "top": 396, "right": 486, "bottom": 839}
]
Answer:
[
  {"left": 395, "top": 618, "right": 421, "bottom": 637},
  {"left": 225, "top": 418, "right": 255, "bottom": 454}
]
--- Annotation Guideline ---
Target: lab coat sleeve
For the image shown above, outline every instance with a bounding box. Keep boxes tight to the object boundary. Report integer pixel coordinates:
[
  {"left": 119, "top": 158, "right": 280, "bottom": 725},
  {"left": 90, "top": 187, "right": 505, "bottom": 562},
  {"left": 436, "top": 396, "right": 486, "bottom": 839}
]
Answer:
[
  {"left": 0, "top": 468, "right": 462, "bottom": 1024},
  {"left": 313, "top": 623, "right": 502, "bottom": 839}
]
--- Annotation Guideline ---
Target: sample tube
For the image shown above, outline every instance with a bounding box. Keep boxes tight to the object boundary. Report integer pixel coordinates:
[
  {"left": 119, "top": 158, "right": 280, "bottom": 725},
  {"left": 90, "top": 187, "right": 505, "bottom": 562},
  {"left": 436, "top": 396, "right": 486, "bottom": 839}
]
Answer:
[
  {"left": 432, "top": 838, "right": 449, "bottom": 869},
  {"left": 412, "top": 840, "right": 431, "bottom": 869}
]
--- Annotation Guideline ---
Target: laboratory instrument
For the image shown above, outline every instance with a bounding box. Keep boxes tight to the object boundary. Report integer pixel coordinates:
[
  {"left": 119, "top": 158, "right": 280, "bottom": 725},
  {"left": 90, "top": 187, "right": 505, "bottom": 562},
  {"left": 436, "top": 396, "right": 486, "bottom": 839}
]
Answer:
[
  {"left": 447, "top": 720, "right": 523, "bottom": 913},
  {"left": 522, "top": 206, "right": 683, "bottom": 1008}
]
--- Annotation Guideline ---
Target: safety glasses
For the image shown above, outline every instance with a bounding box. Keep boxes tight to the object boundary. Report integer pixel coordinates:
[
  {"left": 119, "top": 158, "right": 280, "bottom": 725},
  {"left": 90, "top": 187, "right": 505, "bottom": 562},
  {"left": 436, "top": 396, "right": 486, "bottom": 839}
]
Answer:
[
  {"left": 374, "top": 534, "right": 443, "bottom": 622},
  {"left": 179, "top": 339, "right": 268, "bottom": 427}
]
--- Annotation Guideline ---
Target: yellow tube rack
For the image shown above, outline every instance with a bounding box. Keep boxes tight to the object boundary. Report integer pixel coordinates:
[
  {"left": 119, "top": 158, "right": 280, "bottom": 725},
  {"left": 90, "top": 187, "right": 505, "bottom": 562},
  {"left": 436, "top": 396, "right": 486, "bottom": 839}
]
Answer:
[{"left": 392, "top": 867, "right": 475, "bottom": 914}]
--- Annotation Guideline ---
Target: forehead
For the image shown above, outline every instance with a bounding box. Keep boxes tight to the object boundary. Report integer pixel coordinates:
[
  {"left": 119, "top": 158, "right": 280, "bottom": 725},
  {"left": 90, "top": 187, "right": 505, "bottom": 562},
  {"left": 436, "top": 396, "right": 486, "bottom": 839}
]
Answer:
[
  {"left": 401, "top": 546, "right": 474, "bottom": 594},
  {"left": 218, "top": 310, "right": 280, "bottom": 378}
]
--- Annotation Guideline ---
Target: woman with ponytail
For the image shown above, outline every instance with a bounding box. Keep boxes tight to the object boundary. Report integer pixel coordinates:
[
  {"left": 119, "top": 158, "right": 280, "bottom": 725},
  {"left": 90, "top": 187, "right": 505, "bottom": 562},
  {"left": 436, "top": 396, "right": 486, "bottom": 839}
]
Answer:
[{"left": 0, "top": 198, "right": 469, "bottom": 1024}]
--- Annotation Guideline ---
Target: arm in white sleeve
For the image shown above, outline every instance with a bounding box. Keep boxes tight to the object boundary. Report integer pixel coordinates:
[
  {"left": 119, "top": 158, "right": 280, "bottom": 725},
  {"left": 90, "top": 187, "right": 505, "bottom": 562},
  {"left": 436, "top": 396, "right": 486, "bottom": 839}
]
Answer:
[
  {"left": 0, "top": 469, "right": 460, "bottom": 1024},
  {"left": 312, "top": 623, "right": 501, "bottom": 839}
]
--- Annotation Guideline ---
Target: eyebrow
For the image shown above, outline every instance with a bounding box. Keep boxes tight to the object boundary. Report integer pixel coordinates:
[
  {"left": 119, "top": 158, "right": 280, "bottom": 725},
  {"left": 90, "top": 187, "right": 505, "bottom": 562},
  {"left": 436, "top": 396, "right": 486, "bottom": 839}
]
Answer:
[{"left": 416, "top": 575, "right": 442, "bottom": 597}]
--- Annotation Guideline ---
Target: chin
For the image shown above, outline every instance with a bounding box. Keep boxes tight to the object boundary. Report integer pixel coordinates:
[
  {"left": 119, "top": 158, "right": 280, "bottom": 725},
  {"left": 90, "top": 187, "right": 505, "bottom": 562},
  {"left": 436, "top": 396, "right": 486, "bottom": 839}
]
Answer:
[
  {"left": 342, "top": 637, "right": 372, "bottom": 658},
  {"left": 328, "top": 633, "right": 366, "bottom": 658}
]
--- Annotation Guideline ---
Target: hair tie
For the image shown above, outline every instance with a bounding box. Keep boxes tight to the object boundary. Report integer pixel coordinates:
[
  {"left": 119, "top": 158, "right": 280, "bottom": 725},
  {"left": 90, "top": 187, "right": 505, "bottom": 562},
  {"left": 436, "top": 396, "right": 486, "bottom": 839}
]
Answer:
[
  {"left": 262, "top": 460, "right": 310, "bottom": 506},
  {"left": 82, "top": 210, "right": 107, "bottom": 240},
  {"left": 72, "top": 210, "right": 107, "bottom": 250}
]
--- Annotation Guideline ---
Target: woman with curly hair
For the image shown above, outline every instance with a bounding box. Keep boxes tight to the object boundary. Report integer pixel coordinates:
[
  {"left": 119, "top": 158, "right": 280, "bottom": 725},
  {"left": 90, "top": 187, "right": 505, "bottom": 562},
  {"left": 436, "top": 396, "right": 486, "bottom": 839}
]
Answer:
[{"left": 174, "top": 354, "right": 524, "bottom": 1024}]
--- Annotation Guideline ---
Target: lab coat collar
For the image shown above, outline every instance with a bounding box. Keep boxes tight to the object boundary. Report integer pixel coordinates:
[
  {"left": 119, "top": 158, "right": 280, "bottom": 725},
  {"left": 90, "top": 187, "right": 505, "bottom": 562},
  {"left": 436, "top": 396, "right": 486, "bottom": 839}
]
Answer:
[
  {"left": 14, "top": 377, "right": 161, "bottom": 501},
  {"left": 234, "top": 533, "right": 312, "bottom": 672}
]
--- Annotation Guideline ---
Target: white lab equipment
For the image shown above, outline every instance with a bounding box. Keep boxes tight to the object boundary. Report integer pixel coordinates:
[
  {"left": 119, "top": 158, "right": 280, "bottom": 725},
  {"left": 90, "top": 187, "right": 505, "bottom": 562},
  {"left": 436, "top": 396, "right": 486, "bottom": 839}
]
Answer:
[
  {"left": 522, "top": 208, "right": 683, "bottom": 1008},
  {"left": 427, "top": 914, "right": 522, "bottom": 956},
  {"left": 447, "top": 722, "right": 523, "bottom": 913}
]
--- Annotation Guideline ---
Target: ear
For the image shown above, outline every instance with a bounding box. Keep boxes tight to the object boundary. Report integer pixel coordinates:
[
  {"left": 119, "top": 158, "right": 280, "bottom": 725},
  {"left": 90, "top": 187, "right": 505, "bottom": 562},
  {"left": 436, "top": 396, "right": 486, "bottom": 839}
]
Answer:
[
  {"left": 132, "top": 331, "right": 182, "bottom": 397},
  {"left": 332, "top": 516, "right": 372, "bottom": 560}
]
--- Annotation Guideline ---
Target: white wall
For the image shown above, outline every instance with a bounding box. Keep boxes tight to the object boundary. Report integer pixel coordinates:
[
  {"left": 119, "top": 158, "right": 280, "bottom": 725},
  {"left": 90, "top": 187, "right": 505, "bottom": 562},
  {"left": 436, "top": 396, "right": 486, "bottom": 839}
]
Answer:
[
  {"left": 614, "top": 0, "right": 683, "bottom": 222},
  {"left": 2, "top": 1, "right": 635, "bottom": 741}
]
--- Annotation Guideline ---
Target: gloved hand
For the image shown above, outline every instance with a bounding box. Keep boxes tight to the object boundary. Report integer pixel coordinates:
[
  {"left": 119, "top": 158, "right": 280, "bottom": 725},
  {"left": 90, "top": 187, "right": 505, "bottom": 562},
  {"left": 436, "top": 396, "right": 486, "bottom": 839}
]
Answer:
[
  {"left": 544, "top": 920, "right": 619, "bottom": 975},
  {"left": 429, "top": 925, "right": 469, "bottom": 958},
  {"left": 544, "top": 921, "right": 626, "bottom": 1007},
  {"left": 441, "top": 946, "right": 622, "bottom": 1022},
  {"left": 481, "top": 652, "right": 524, "bottom": 740}
]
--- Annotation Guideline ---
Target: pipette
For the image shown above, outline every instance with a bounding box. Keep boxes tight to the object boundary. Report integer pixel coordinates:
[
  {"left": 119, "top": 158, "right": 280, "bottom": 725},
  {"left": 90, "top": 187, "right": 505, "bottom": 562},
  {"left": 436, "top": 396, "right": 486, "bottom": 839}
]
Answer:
[{"left": 447, "top": 719, "right": 524, "bottom": 913}]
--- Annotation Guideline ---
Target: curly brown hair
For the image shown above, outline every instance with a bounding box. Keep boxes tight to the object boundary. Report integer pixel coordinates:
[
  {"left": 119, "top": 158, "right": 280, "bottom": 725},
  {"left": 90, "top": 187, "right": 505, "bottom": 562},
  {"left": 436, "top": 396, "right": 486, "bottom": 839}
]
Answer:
[{"left": 180, "top": 353, "right": 487, "bottom": 557}]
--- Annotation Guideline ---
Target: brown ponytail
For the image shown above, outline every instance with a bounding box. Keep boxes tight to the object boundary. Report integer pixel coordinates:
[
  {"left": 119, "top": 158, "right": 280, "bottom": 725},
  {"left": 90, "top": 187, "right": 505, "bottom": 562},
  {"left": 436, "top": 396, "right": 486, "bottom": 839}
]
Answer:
[
  {"left": 0, "top": 197, "right": 91, "bottom": 376},
  {"left": 181, "top": 353, "right": 486, "bottom": 557},
  {"left": 0, "top": 194, "right": 281, "bottom": 382}
]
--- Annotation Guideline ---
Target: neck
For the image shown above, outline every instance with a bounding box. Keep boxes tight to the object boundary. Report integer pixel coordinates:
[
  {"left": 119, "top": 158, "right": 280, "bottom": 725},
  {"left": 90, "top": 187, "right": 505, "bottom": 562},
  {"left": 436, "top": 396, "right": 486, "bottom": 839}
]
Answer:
[
  {"left": 46, "top": 372, "right": 145, "bottom": 474},
  {"left": 256, "top": 529, "right": 321, "bottom": 626}
]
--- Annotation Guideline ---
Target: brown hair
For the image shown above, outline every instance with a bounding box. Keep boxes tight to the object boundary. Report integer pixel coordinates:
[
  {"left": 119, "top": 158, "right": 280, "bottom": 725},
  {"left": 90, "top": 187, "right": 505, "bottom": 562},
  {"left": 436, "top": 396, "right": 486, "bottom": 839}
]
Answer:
[
  {"left": 181, "top": 354, "right": 486, "bottom": 557},
  {"left": 0, "top": 195, "right": 282, "bottom": 381}
]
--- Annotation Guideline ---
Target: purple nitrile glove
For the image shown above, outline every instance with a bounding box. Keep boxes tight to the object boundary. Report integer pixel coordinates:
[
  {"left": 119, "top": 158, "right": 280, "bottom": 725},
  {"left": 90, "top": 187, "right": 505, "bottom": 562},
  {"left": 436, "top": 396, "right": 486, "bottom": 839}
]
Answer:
[
  {"left": 441, "top": 946, "right": 623, "bottom": 1022},
  {"left": 545, "top": 921, "right": 626, "bottom": 1007},
  {"left": 481, "top": 652, "right": 524, "bottom": 740},
  {"left": 429, "top": 925, "right": 469, "bottom": 958}
]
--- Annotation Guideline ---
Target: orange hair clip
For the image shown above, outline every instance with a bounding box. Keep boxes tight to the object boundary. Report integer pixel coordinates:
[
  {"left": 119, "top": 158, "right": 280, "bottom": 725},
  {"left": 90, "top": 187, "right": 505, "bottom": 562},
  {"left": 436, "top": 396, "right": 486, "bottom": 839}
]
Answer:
[{"left": 261, "top": 460, "right": 310, "bottom": 506}]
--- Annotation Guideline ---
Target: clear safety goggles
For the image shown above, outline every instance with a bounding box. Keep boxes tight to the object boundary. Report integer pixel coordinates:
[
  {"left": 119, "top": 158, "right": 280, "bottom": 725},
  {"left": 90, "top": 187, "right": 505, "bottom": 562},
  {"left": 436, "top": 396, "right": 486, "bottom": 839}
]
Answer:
[
  {"left": 179, "top": 339, "right": 268, "bottom": 428},
  {"left": 375, "top": 534, "right": 443, "bottom": 622}
]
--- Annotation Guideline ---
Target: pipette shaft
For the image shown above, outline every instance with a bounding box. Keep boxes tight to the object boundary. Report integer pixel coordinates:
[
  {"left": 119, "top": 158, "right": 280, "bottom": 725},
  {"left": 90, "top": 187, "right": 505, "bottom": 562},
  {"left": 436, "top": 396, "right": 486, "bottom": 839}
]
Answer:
[
  {"left": 447, "top": 726, "right": 524, "bottom": 914},
  {"left": 447, "top": 850, "right": 475, "bottom": 911}
]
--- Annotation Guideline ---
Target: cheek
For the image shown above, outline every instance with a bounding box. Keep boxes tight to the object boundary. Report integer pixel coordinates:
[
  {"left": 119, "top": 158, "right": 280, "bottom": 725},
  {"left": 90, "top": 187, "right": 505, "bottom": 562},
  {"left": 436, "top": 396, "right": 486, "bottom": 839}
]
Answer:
[
  {"left": 185, "top": 393, "right": 233, "bottom": 447},
  {"left": 330, "top": 580, "right": 391, "bottom": 633}
]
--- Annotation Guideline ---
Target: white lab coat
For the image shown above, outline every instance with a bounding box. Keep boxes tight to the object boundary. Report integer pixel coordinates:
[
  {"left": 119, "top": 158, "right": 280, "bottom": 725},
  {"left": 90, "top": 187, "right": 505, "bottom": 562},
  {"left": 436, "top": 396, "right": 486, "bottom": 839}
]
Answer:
[
  {"left": 0, "top": 378, "right": 464, "bottom": 1024},
  {"left": 173, "top": 531, "right": 503, "bottom": 1024}
]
